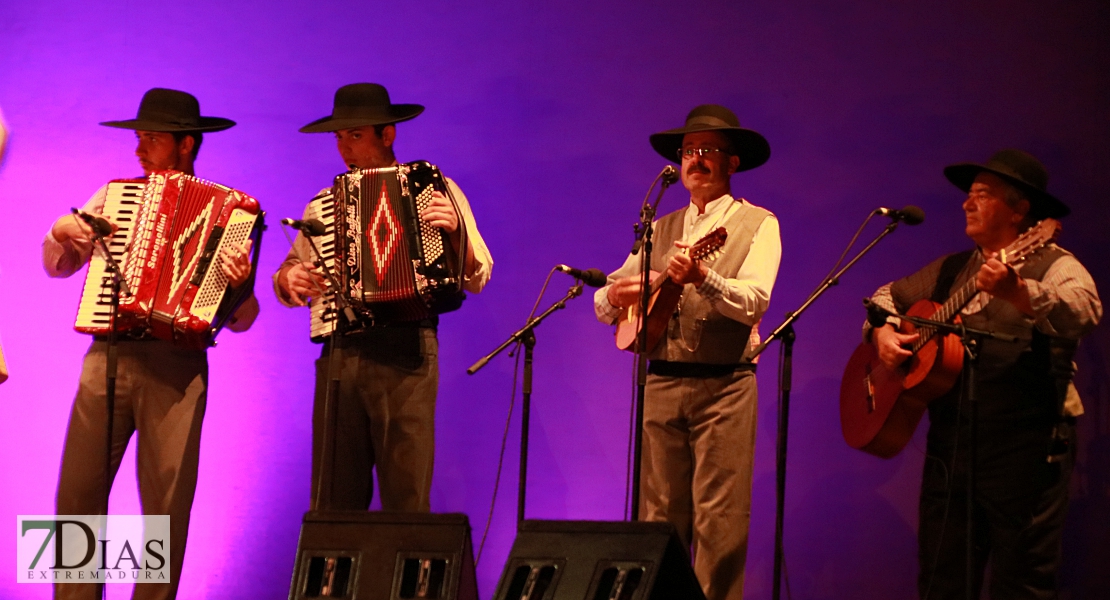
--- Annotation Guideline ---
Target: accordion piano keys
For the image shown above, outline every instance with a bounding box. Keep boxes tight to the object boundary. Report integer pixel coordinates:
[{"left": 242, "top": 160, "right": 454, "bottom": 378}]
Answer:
[{"left": 74, "top": 180, "right": 145, "bottom": 333}]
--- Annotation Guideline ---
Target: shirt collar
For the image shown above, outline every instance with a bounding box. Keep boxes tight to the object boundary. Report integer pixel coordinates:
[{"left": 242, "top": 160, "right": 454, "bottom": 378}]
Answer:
[{"left": 685, "top": 193, "right": 741, "bottom": 221}]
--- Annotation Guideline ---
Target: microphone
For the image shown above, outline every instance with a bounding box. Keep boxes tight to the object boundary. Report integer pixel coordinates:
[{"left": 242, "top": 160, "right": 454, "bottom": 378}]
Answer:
[
  {"left": 281, "top": 218, "right": 327, "bottom": 236},
  {"left": 863, "top": 298, "right": 895, "bottom": 328},
  {"left": 876, "top": 205, "right": 925, "bottom": 225},
  {"left": 71, "top": 208, "right": 113, "bottom": 237},
  {"left": 661, "top": 165, "right": 679, "bottom": 186},
  {"left": 555, "top": 265, "right": 607, "bottom": 288}
]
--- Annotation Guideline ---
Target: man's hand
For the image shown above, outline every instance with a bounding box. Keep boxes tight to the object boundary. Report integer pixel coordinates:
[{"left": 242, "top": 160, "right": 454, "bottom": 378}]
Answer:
[
  {"left": 976, "top": 257, "right": 1033, "bottom": 315},
  {"left": 420, "top": 191, "right": 458, "bottom": 232},
  {"left": 0, "top": 106, "right": 8, "bottom": 163},
  {"left": 279, "top": 261, "right": 328, "bottom": 306},
  {"left": 606, "top": 276, "right": 644, "bottom": 309},
  {"left": 976, "top": 257, "right": 1018, "bottom": 296},
  {"left": 220, "top": 240, "right": 253, "bottom": 289},
  {"left": 51, "top": 213, "right": 116, "bottom": 244},
  {"left": 667, "top": 241, "right": 708, "bottom": 287},
  {"left": 872, "top": 324, "right": 919, "bottom": 370}
]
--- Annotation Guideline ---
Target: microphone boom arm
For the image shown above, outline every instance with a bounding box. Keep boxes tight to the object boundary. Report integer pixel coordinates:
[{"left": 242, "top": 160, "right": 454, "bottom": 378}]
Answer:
[
  {"left": 466, "top": 282, "right": 584, "bottom": 375},
  {"left": 746, "top": 219, "right": 901, "bottom": 361},
  {"left": 630, "top": 166, "right": 678, "bottom": 256}
]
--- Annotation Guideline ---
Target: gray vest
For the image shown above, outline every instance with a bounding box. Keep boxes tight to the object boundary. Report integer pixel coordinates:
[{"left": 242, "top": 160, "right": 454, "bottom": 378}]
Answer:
[{"left": 646, "top": 200, "right": 772, "bottom": 364}]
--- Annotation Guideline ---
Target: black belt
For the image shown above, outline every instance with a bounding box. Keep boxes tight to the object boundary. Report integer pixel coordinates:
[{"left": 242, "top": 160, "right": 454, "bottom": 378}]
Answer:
[
  {"left": 343, "top": 316, "right": 438, "bottom": 332},
  {"left": 92, "top": 334, "right": 155, "bottom": 342},
  {"left": 320, "top": 317, "right": 438, "bottom": 345},
  {"left": 647, "top": 360, "right": 756, "bottom": 378}
]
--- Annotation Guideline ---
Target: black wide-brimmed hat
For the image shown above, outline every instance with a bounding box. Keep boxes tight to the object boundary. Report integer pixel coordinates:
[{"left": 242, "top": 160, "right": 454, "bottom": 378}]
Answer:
[
  {"left": 649, "top": 104, "right": 770, "bottom": 172},
  {"left": 943, "top": 149, "right": 1069, "bottom": 219},
  {"left": 100, "top": 88, "right": 235, "bottom": 132},
  {"left": 299, "top": 83, "right": 424, "bottom": 133}
]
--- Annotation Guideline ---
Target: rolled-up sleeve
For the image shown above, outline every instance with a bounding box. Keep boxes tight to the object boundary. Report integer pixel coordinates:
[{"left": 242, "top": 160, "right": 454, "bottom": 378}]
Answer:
[
  {"left": 694, "top": 215, "right": 780, "bottom": 326},
  {"left": 43, "top": 186, "right": 107, "bottom": 278},
  {"left": 594, "top": 248, "right": 641, "bottom": 325},
  {"left": 446, "top": 178, "right": 493, "bottom": 294},
  {"left": 272, "top": 197, "right": 318, "bottom": 308},
  {"left": 1025, "top": 253, "right": 1102, "bottom": 340}
]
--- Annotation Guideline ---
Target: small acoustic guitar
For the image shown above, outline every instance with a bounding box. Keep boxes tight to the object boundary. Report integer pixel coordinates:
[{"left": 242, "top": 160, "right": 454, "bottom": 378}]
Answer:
[
  {"left": 615, "top": 227, "right": 728, "bottom": 352},
  {"left": 839, "top": 218, "right": 1061, "bottom": 458}
]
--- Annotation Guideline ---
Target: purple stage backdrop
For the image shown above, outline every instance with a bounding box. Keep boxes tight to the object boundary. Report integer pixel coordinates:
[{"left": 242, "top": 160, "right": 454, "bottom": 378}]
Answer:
[{"left": 2, "top": 1, "right": 1108, "bottom": 598}]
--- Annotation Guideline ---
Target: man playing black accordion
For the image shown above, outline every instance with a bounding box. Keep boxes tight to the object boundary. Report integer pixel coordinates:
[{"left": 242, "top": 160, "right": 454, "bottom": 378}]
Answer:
[{"left": 273, "top": 83, "right": 493, "bottom": 512}]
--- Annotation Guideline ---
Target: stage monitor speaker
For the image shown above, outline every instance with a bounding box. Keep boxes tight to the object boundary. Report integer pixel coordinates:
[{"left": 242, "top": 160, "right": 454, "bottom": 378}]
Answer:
[
  {"left": 491, "top": 520, "right": 705, "bottom": 600},
  {"left": 288, "top": 510, "right": 478, "bottom": 600}
]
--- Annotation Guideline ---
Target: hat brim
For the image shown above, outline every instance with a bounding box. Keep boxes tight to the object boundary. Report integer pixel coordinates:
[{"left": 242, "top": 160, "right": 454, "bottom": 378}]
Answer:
[
  {"left": 99, "top": 116, "right": 236, "bottom": 133},
  {"left": 298, "top": 104, "right": 424, "bottom": 133},
  {"left": 649, "top": 125, "right": 770, "bottom": 172},
  {"left": 943, "top": 163, "right": 1070, "bottom": 219}
]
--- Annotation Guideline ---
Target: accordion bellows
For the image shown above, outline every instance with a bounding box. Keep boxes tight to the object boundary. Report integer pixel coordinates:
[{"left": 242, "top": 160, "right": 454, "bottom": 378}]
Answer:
[{"left": 74, "top": 171, "right": 264, "bottom": 349}]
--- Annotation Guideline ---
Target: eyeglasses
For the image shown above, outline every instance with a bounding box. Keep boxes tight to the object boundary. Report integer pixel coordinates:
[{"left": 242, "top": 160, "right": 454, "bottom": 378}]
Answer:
[{"left": 677, "top": 147, "right": 727, "bottom": 160}]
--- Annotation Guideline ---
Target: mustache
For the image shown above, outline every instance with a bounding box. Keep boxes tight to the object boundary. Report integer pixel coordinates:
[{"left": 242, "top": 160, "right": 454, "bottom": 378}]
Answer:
[{"left": 686, "top": 164, "right": 711, "bottom": 174}]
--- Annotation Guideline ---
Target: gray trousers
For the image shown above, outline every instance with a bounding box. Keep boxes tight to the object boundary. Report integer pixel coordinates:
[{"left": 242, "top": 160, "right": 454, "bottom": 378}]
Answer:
[
  {"left": 640, "top": 370, "right": 758, "bottom": 600},
  {"left": 55, "top": 340, "right": 207, "bottom": 600},
  {"left": 312, "top": 326, "right": 438, "bottom": 511}
]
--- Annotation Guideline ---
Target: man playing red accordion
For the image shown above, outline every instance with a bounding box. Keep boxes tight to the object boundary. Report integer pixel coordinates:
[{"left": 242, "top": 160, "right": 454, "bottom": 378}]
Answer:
[{"left": 42, "top": 87, "right": 257, "bottom": 600}]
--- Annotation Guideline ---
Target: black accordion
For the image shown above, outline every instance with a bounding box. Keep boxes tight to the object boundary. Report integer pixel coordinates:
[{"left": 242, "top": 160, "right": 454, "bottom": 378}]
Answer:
[{"left": 306, "top": 161, "right": 467, "bottom": 339}]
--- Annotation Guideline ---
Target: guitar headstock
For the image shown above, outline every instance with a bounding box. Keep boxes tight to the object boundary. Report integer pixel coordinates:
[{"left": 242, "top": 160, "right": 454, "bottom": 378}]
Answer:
[
  {"left": 690, "top": 227, "right": 728, "bottom": 262},
  {"left": 1000, "top": 218, "right": 1061, "bottom": 266}
]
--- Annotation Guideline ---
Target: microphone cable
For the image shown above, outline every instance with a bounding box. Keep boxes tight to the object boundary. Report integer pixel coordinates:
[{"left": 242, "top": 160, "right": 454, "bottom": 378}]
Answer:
[{"left": 475, "top": 266, "right": 559, "bottom": 566}]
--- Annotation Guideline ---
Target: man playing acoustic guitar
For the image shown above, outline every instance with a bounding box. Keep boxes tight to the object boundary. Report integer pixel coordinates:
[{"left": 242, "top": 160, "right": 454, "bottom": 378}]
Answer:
[
  {"left": 865, "top": 149, "right": 1101, "bottom": 599},
  {"left": 594, "top": 105, "right": 781, "bottom": 600}
]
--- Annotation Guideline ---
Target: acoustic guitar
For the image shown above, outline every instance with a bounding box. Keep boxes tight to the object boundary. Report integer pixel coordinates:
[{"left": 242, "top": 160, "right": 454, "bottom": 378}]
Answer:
[
  {"left": 615, "top": 227, "right": 728, "bottom": 352},
  {"left": 839, "top": 218, "right": 1061, "bottom": 458}
]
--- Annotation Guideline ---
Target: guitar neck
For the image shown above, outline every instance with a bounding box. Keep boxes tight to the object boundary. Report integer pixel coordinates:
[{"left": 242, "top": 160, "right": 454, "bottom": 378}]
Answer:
[
  {"left": 909, "top": 277, "right": 977, "bottom": 353},
  {"left": 908, "top": 220, "right": 1060, "bottom": 355},
  {"left": 644, "top": 247, "right": 692, "bottom": 294},
  {"left": 646, "top": 271, "right": 671, "bottom": 294},
  {"left": 641, "top": 226, "right": 726, "bottom": 297}
]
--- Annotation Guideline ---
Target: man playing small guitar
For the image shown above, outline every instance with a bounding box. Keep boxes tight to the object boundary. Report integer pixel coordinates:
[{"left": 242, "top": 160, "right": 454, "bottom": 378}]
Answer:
[
  {"left": 594, "top": 105, "right": 781, "bottom": 600},
  {"left": 613, "top": 227, "right": 728, "bottom": 352},
  {"left": 859, "top": 150, "right": 1101, "bottom": 600}
]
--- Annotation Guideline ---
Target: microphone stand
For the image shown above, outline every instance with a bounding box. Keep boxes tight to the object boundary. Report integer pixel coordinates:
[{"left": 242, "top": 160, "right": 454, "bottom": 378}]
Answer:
[
  {"left": 467, "top": 281, "right": 586, "bottom": 525},
  {"left": 81, "top": 214, "right": 131, "bottom": 600},
  {"left": 628, "top": 169, "right": 677, "bottom": 520},
  {"left": 745, "top": 219, "right": 903, "bottom": 600},
  {"left": 297, "top": 228, "right": 367, "bottom": 512},
  {"left": 865, "top": 303, "right": 1018, "bottom": 600}
]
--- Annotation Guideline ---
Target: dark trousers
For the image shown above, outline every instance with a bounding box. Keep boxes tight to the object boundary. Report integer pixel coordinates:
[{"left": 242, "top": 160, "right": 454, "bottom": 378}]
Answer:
[
  {"left": 918, "top": 415, "right": 1074, "bottom": 600},
  {"left": 55, "top": 340, "right": 208, "bottom": 600},
  {"left": 312, "top": 326, "right": 438, "bottom": 512}
]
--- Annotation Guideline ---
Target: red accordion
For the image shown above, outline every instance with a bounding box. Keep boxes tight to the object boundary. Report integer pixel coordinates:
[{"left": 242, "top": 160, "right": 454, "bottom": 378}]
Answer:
[{"left": 74, "top": 171, "right": 264, "bottom": 349}]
